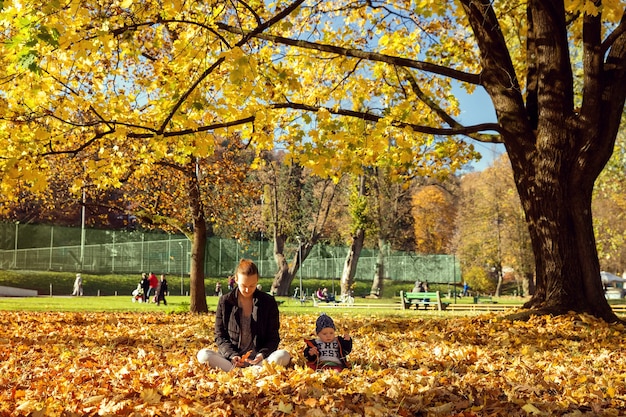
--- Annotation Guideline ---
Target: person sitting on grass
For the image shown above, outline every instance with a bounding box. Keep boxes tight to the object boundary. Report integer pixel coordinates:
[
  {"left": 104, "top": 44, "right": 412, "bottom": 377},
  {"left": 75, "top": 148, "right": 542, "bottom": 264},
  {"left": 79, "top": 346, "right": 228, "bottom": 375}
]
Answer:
[
  {"left": 316, "top": 287, "right": 335, "bottom": 303},
  {"left": 303, "top": 313, "right": 352, "bottom": 371},
  {"left": 197, "top": 259, "right": 291, "bottom": 371}
]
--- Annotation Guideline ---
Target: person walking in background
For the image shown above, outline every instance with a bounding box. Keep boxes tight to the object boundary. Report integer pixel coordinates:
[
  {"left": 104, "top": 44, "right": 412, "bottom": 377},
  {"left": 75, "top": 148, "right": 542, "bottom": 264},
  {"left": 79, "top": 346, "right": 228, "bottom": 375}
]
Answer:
[
  {"left": 303, "top": 313, "right": 352, "bottom": 371},
  {"left": 227, "top": 275, "right": 236, "bottom": 292},
  {"left": 71, "top": 273, "right": 83, "bottom": 296},
  {"left": 147, "top": 272, "right": 158, "bottom": 301},
  {"left": 196, "top": 259, "right": 291, "bottom": 371},
  {"left": 215, "top": 281, "right": 222, "bottom": 296},
  {"left": 156, "top": 274, "right": 168, "bottom": 306},
  {"left": 140, "top": 272, "right": 150, "bottom": 303}
]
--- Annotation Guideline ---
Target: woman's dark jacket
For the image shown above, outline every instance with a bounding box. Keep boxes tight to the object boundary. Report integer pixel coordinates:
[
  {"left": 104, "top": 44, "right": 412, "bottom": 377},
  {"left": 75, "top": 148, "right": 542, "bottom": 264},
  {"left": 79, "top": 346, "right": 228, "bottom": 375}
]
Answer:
[{"left": 214, "top": 289, "right": 281, "bottom": 360}]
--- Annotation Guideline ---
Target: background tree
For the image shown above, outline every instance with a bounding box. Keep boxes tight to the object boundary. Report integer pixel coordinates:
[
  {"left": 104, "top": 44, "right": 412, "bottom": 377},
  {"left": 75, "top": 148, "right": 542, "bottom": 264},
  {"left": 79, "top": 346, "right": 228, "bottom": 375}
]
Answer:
[
  {"left": 368, "top": 168, "right": 417, "bottom": 297},
  {"left": 455, "top": 155, "right": 534, "bottom": 297},
  {"left": 339, "top": 175, "right": 369, "bottom": 298},
  {"left": 462, "top": 265, "right": 497, "bottom": 295},
  {"left": 261, "top": 154, "right": 342, "bottom": 296},
  {"left": 593, "top": 112, "right": 626, "bottom": 275},
  {"left": 454, "top": 170, "right": 499, "bottom": 293},
  {"left": 0, "top": 150, "right": 135, "bottom": 230},
  {"left": 120, "top": 137, "right": 259, "bottom": 312},
  {"left": 412, "top": 183, "right": 457, "bottom": 255}
]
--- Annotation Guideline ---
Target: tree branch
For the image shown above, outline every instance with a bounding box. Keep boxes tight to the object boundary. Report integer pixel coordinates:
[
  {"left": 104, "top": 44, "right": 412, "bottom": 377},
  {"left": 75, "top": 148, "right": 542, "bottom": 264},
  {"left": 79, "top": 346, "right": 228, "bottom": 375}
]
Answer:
[
  {"left": 401, "top": 69, "right": 499, "bottom": 143},
  {"left": 215, "top": 22, "right": 481, "bottom": 85},
  {"left": 127, "top": 116, "right": 256, "bottom": 139},
  {"left": 270, "top": 101, "right": 502, "bottom": 140},
  {"left": 157, "top": 0, "right": 306, "bottom": 134}
]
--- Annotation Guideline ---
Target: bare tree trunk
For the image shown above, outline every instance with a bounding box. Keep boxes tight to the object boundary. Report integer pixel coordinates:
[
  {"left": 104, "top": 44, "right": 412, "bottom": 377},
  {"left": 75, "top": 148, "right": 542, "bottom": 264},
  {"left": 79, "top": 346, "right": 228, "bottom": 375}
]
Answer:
[
  {"left": 370, "top": 238, "right": 385, "bottom": 297},
  {"left": 522, "top": 272, "right": 534, "bottom": 297},
  {"left": 341, "top": 228, "right": 365, "bottom": 297},
  {"left": 271, "top": 234, "right": 289, "bottom": 295},
  {"left": 189, "top": 223, "right": 208, "bottom": 313},
  {"left": 273, "top": 262, "right": 292, "bottom": 296},
  {"left": 494, "top": 267, "right": 503, "bottom": 297},
  {"left": 341, "top": 175, "right": 367, "bottom": 297},
  {"left": 271, "top": 234, "right": 314, "bottom": 296}
]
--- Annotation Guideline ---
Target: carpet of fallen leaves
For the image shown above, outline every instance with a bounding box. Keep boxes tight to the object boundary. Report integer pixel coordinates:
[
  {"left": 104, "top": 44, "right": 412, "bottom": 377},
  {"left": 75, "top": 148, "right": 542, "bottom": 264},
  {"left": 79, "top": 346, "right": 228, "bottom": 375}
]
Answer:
[{"left": 1, "top": 311, "right": 626, "bottom": 417}]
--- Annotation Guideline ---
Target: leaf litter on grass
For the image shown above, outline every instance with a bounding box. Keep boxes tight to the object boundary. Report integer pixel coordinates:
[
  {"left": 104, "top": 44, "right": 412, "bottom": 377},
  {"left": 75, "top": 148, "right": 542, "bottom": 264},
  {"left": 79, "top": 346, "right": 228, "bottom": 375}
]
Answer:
[{"left": 0, "top": 311, "right": 625, "bottom": 416}]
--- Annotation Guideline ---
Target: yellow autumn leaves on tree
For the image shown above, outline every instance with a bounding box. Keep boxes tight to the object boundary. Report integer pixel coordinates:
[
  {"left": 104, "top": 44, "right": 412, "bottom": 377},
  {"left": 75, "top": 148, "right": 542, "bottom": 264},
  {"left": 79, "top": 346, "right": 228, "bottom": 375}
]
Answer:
[
  {"left": 0, "top": 0, "right": 487, "bottom": 204},
  {"left": 1, "top": 310, "right": 625, "bottom": 416}
]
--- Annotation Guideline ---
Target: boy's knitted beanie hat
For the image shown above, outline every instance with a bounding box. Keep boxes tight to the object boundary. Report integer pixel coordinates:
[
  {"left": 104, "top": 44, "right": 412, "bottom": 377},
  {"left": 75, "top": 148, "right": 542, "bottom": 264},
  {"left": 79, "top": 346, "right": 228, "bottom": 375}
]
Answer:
[{"left": 316, "top": 313, "right": 336, "bottom": 334}]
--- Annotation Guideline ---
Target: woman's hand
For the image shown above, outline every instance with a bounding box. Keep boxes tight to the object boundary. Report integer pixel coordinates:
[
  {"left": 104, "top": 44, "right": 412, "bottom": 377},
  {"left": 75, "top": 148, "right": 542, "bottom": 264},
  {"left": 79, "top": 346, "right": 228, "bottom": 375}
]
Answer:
[
  {"left": 247, "top": 353, "right": 264, "bottom": 365},
  {"left": 232, "top": 350, "right": 256, "bottom": 367},
  {"left": 231, "top": 355, "right": 245, "bottom": 367}
]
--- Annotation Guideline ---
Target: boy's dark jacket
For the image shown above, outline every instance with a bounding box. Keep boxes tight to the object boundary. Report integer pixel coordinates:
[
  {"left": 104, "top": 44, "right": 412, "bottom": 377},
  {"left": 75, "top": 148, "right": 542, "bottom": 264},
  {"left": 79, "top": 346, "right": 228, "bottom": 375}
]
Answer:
[{"left": 303, "top": 336, "right": 352, "bottom": 369}]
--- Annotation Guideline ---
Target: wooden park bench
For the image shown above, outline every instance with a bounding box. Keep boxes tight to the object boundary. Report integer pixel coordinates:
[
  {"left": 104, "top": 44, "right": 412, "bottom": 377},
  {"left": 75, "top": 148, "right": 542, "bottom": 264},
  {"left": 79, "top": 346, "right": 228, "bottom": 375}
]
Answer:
[
  {"left": 400, "top": 290, "right": 448, "bottom": 311},
  {"left": 473, "top": 295, "right": 497, "bottom": 304}
]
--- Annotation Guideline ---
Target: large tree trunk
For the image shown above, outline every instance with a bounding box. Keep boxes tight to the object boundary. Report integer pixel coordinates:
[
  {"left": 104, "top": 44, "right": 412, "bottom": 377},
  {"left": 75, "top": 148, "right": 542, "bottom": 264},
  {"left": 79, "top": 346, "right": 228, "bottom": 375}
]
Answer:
[
  {"left": 461, "top": 0, "right": 625, "bottom": 322},
  {"left": 189, "top": 222, "right": 208, "bottom": 313},
  {"left": 508, "top": 3, "right": 620, "bottom": 322},
  {"left": 187, "top": 170, "right": 208, "bottom": 314},
  {"left": 513, "top": 137, "right": 615, "bottom": 320}
]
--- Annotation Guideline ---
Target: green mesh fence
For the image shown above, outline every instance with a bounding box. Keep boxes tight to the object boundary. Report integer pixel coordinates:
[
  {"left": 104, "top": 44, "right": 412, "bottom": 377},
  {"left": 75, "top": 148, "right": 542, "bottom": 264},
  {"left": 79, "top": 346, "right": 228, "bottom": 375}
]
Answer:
[{"left": 0, "top": 222, "right": 460, "bottom": 283}]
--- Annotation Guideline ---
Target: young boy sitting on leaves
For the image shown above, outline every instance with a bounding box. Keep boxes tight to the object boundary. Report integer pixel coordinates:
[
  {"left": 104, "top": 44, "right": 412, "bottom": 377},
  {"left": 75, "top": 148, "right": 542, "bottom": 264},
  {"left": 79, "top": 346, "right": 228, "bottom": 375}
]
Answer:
[{"left": 303, "top": 313, "right": 352, "bottom": 371}]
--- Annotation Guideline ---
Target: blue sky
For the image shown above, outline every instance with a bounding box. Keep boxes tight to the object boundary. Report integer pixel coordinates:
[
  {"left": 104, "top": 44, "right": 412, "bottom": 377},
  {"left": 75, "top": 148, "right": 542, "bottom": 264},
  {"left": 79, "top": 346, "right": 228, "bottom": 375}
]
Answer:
[{"left": 453, "top": 85, "right": 505, "bottom": 171}]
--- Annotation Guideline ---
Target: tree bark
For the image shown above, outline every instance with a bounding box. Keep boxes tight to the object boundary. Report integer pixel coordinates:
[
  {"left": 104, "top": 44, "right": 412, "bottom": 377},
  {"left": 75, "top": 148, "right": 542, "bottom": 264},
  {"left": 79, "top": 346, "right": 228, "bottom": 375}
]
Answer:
[
  {"left": 340, "top": 228, "right": 365, "bottom": 297},
  {"left": 341, "top": 175, "right": 367, "bottom": 297},
  {"left": 523, "top": 272, "right": 535, "bottom": 297},
  {"left": 519, "top": 172, "right": 612, "bottom": 317},
  {"left": 271, "top": 233, "right": 314, "bottom": 296},
  {"left": 494, "top": 267, "right": 503, "bottom": 297},
  {"left": 187, "top": 168, "right": 208, "bottom": 314},
  {"left": 370, "top": 237, "right": 385, "bottom": 297},
  {"left": 271, "top": 234, "right": 290, "bottom": 295},
  {"left": 189, "top": 221, "right": 208, "bottom": 313}
]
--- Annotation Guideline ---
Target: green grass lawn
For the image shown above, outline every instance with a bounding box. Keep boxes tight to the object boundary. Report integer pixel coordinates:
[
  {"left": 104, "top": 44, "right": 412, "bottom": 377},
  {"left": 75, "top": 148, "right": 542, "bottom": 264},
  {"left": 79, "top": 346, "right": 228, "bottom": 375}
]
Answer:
[
  {"left": 0, "top": 295, "right": 195, "bottom": 313},
  {"left": 0, "top": 269, "right": 466, "bottom": 299},
  {"left": 0, "top": 293, "right": 528, "bottom": 318},
  {"left": 0, "top": 269, "right": 532, "bottom": 314}
]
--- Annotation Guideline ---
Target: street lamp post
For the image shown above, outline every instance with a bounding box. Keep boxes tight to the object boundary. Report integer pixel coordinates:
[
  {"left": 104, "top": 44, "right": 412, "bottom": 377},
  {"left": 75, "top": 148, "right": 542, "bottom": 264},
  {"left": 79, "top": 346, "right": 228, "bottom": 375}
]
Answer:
[
  {"left": 453, "top": 254, "right": 457, "bottom": 304},
  {"left": 13, "top": 221, "right": 19, "bottom": 269},
  {"left": 296, "top": 236, "right": 303, "bottom": 304},
  {"left": 178, "top": 242, "right": 184, "bottom": 295},
  {"left": 80, "top": 188, "right": 86, "bottom": 271}
]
